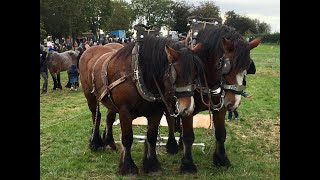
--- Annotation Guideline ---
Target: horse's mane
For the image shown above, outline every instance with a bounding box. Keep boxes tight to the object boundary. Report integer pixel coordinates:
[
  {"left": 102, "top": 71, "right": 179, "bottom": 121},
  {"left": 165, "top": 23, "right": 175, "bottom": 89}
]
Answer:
[
  {"left": 196, "top": 25, "right": 252, "bottom": 72},
  {"left": 139, "top": 36, "right": 196, "bottom": 82},
  {"left": 112, "top": 36, "right": 201, "bottom": 91}
]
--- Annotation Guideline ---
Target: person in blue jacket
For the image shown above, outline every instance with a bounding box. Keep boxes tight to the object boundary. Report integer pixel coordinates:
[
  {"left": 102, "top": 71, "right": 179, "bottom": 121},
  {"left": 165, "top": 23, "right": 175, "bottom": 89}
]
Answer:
[{"left": 68, "top": 64, "right": 79, "bottom": 91}]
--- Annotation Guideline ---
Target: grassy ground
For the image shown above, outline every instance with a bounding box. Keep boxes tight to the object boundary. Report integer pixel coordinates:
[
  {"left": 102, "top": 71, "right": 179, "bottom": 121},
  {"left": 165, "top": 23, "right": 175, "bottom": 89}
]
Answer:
[{"left": 40, "top": 43, "right": 280, "bottom": 179}]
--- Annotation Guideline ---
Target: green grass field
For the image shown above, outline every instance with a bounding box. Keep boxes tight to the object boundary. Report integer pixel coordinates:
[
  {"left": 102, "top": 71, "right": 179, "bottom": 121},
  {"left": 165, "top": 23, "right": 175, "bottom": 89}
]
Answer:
[{"left": 40, "top": 43, "right": 280, "bottom": 180}]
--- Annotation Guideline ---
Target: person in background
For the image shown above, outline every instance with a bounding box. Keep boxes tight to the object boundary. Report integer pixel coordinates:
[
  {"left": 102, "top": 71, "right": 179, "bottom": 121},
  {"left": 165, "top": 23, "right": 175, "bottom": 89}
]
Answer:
[
  {"left": 40, "top": 45, "right": 48, "bottom": 94},
  {"left": 68, "top": 63, "right": 79, "bottom": 91},
  {"left": 73, "top": 41, "right": 78, "bottom": 50},
  {"left": 84, "top": 41, "right": 90, "bottom": 50},
  {"left": 227, "top": 91, "right": 251, "bottom": 121}
]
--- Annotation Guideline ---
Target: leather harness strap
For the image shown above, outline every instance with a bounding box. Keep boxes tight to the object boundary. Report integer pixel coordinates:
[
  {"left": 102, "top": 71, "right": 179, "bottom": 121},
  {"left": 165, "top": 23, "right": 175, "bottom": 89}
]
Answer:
[
  {"left": 91, "top": 53, "right": 109, "bottom": 93},
  {"left": 91, "top": 51, "right": 128, "bottom": 103},
  {"left": 97, "top": 75, "right": 127, "bottom": 101}
]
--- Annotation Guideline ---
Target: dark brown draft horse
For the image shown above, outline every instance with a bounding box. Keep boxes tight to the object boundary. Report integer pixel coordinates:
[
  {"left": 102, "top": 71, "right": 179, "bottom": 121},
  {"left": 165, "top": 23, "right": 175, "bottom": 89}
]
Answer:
[
  {"left": 165, "top": 25, "right": 261, "bottom": 169},
  {"left": 79, "top": 36, "right": 204, "bottom": 175},
  {"left": 47, "top": 50, "right": 79, "bottom": 89}
]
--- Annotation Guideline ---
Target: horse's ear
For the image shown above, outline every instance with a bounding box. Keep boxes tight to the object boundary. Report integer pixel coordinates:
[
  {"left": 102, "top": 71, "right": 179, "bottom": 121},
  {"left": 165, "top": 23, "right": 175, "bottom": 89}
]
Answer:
[
  {"left": 165, "top": 45, "right": 179, "bottom": 63},
  {"left": 222, "top": 37, "right": 233, "bottom": 51},
  {"left": 247, "top": 61, "right": 256, "bottom": 74},
  {"left": 249, "top": 38, "right": 262, "bottom": 50},
  {"left": 191, "top": 43, "right": 203, "bottom": 54}
]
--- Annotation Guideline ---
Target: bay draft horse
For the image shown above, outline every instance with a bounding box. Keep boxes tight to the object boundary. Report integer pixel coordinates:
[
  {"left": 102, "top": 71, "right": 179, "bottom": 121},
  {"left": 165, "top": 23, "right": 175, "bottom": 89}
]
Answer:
[
  {"left": 79, "top": 35, "right": 204, "bottom": 175},
  {"left": 165, "top": 25, "right": 261, "bottom": 169},
  {"left": 47, "top": 50, "right": 79, "bottom": 89}
]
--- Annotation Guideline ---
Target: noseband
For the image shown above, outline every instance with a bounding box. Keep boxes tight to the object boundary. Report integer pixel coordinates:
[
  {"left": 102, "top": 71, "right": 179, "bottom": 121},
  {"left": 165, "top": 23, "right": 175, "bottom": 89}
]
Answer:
[
  {"left": 155, "top": 62, "right": 197, "bottom": 117},
  {"left": 166, "top": 63, "right": 195, "bottom": 97}
]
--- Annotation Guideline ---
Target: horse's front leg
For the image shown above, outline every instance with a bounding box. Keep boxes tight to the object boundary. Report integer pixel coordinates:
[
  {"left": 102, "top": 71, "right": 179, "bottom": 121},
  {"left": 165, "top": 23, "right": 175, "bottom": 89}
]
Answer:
[
  {"left": 213, "top": 107, "right": 231, "bottom": 167},
  {"left": 56, "top": 72, "right": 62, "bottom": 89},
  {"left": 50, "top": 72, "right": 59, "bottom": 90},
  {"left": 102, "top": 109, "right": 117, "bottom": 150},
  {"left": 143, "top": 111, "right": 163, "bottom": 174},
  {"left": 180, "top": 115, "right": 197, "bottom": 174},
  {"left": 118, "top": 107, "right": 138, "bottom": 175},
  {"left": 165, "top": 112, "right": 179, "bottom": 154}
]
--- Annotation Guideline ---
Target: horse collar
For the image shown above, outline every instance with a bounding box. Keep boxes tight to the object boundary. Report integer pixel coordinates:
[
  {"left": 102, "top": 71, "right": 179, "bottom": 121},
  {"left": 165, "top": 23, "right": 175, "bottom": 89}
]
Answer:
[{"left": 132, "top": 42, "right": 161, "bottom": 102}]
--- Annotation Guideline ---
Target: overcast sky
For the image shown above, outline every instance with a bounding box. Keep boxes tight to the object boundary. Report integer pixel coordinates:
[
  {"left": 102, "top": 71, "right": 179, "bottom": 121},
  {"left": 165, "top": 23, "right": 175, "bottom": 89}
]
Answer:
[
  {"left": 125, "top": 0, "right": 280, "bottom": 33},
  {"left": 185, "top": 0, "right": 280, "bottom": 32}
]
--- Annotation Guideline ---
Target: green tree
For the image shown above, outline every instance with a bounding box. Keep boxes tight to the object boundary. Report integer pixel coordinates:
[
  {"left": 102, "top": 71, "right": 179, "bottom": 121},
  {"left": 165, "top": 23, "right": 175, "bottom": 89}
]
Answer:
[
  {"left": 224, "top": 11, "right": 271, "bottom": 35},
  {"left": 258, "top": 22, "right": 271, "bottom": 34},
  {"left": 40, "top": 19, "right": 47, "bottom": 43},
  {"left": 82, "top": 0, "right": 112, "bottom": 40},
  {"left": 190, "top": 1, "right": 222, "bottom": 24},
  {"left": 131, "top": 0, "right": 173, "bottom": 26},
  {"left": 40, "top": 0, "right": 86, "bottom": 41},
  {"left": 224, "top": 10, "right": 257, "bottom": 35},
  {"left": 102, "top": 0, "right": 134, "bottom": 32},
  {"left": 171, "top": 0, "right": 193, "bottom": 33}
]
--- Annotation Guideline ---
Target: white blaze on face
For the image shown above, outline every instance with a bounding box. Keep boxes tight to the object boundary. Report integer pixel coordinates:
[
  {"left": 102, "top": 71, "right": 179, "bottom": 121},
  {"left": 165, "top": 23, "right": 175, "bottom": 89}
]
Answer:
[
  {"left": 233, "top": 71, "right": 246, "bottom": 108},
  {"left": 178, "top": 96, "right": 195, "bottom": 116}
]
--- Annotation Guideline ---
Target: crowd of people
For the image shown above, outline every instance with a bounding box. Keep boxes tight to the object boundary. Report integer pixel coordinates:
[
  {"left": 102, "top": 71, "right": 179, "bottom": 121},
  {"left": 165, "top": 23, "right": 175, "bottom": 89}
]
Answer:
[{"left": 40, "top": 37, "right": 131, "bottom": 94}]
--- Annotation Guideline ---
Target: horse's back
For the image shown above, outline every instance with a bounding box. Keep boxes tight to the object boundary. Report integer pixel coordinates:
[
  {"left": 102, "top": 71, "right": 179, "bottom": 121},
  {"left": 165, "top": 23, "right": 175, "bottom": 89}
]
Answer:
[
  {"left": 79, "top": 46, "right": 114, "bottom": 72},
  {"left": 49, "top": 51, "right": 78, "bottom": 72},
  {"left": 79, "top": 46, "right": 115, "bottom": 94},
  {"left": 104, "top": 43, "right": 124, "bottom": 50}
]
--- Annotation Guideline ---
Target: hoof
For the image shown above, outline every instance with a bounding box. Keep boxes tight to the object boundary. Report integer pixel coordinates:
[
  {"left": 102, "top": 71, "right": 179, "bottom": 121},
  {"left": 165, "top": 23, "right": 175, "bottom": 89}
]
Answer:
[
  {"left": 180, "top": 162, "right": 197, "bottom": 174},
  {"left": 119, "top": 162, "right": 139, "bottom": 175},
  {"left": 166, "top": 138, "right": 179, "bottom": 154},
  {"left": 213, "top": 152, "right": 231, "bottom": 167},
  {"left": 102, "top": 130, "right": 117, "bottom": 151},
  {"left": 143, "top": 157, "right": 161, "bottom": 174},
  {"left": 89, "top": 136, "right": 104, "bottom": 151}
]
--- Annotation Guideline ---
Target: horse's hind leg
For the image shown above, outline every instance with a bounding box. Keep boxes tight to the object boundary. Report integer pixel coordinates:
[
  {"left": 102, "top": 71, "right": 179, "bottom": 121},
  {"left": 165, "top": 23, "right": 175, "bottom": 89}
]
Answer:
[
  {"left": 143, "top": 111, "right": 163, "bottom": 174},
  {"left": 213, "top": 108, "right": 231, "bottom": 167},
  {"left": 180, "top": 115, "right": 197, "bottom": 174},
  {"left": 102, "top": 109, "right": 117, "bottom": 150},
  {"left": 65, "top": 70, "right": 71, "bottom": 88},
  {"left": 118, "top": 107, "right": 138, "bottom": 175},
  {"left": 86, "top": 95, "right": 103, "bottom": 150}
]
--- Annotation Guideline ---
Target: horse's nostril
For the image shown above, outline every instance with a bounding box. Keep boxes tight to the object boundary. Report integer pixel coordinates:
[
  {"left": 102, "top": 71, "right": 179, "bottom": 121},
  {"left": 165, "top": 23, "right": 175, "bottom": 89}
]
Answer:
[
  {"left": 180, "top": 108, "right": 189, "bottom": 116},
  {"left": 183, "top": 109, "right": 188, "bottom": 114}
]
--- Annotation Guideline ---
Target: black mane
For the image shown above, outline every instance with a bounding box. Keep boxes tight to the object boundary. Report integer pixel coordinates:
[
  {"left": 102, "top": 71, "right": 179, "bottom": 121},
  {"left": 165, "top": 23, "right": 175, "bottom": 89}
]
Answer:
[
  {"left": 139, "top": 36, "right": 195, "bottom": 82},
  {"left": 196, "top": 25, "right": 252, "bottom": 72},
  {"left": 113, "top": 35, "right": 202, "bottom": 91}
]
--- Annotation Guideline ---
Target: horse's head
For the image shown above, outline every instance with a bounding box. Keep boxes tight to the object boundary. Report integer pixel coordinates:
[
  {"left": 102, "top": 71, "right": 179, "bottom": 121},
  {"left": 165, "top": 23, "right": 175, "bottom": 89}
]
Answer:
[
  {"left": 163, "top": 45, "right": 203, "bottom": 117},
  {"left": 221, "top": 37, "right": 261, "bottom": 111},
  {"left": 190, "top": 25, "right": 261, "bottom": 112}
]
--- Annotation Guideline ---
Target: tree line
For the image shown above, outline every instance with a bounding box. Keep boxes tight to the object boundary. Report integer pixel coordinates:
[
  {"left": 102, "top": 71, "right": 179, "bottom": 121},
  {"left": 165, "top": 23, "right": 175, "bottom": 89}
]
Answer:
[{"left": 40, "top": 0, "right": 272, "bottom": 42}]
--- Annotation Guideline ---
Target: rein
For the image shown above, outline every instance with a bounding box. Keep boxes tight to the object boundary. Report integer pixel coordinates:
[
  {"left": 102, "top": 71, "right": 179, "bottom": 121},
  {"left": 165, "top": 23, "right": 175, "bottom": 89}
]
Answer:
[{"left": 152, "top": 75, "right": 179, "bottom": 117}]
